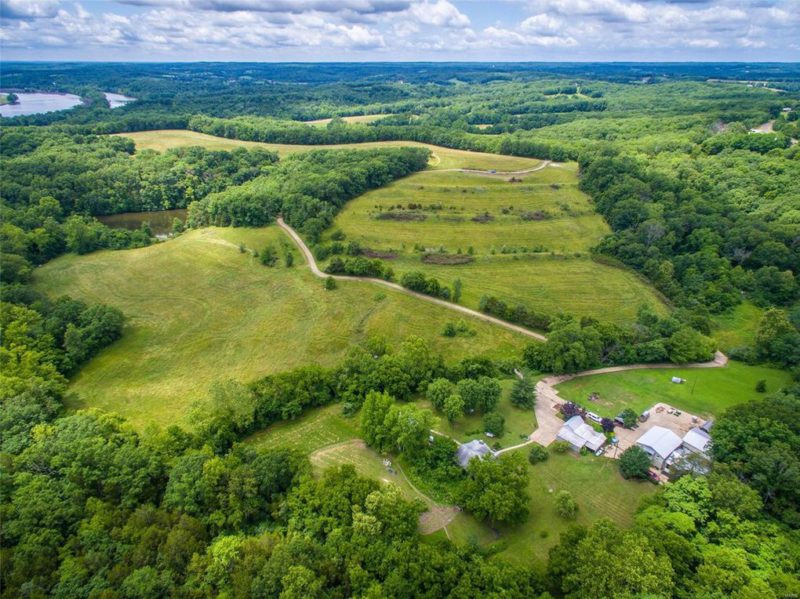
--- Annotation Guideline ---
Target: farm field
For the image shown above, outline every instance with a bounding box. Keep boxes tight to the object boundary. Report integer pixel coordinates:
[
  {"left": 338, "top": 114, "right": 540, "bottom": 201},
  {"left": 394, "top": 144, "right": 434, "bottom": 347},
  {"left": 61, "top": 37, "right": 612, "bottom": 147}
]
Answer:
[
  {"left": 116, "top": 129, "right": 543, "bottom": 171},
  {"left": 440, "top": 450, "right": 657, "bottom": 567},
  {"left": 303, "top": 114, "right": 392, "bottom": 126},
  {"left": 325, "top": 161, "right": 670, "bottom": 325},
  {"left": 33, "top": 226, "right": 529, "bottom": 429},
  {"left": 711, "top": 302, "right": 764, "bottom": 351},
  {"left": 555, "top": 361, "right": 793, "bottom": 420}
]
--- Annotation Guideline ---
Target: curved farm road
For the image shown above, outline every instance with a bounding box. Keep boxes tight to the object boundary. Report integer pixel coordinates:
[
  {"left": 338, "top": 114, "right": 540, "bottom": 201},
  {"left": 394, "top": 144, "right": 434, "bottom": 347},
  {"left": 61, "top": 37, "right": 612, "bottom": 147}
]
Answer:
[
  {"left": 277, "top": 216, "right": 729, "bottom": 457},
  {"left": 276, "top": 217, "right": 546, "bottom": 341},
  {"left": 435, "top": 159, "right": 553, "bottom": 176},
  {"left": 495, "top": 351, "right": 728, "bottom": 455}
]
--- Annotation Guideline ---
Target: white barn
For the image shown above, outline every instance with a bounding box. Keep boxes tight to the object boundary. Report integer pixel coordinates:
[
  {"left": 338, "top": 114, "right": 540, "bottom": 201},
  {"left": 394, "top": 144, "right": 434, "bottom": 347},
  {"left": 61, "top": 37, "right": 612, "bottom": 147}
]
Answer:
[{"left": 636, "top": 426, "right": 683, "bottom": 469}]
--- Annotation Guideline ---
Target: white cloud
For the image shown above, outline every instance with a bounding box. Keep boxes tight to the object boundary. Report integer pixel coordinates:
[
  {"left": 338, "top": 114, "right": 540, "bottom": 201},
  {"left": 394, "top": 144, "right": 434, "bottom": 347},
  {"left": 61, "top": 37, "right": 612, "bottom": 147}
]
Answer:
[
  {"left": 0, "top": 0, "right": 59, "bottom": 19},
  {"left": 408, "top": 0, "right": 469, "bottom": 28},
  {"left": 520, "top": 13, "right": 563, "bottom": 33}
]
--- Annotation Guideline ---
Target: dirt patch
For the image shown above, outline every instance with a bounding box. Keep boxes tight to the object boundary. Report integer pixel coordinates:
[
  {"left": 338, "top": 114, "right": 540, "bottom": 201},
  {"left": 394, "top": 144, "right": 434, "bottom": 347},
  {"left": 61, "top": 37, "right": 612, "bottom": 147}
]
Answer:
[
  {"left": 471, "top": 212, "right": 494, "bottom": 223},
  {"left": 362, "top": 248, "right": 398, "bottom": 259},
  {"left": 419, "top": 505, "right": 459, "bottom": 534},
  {"left": 422, "top": 253, "right": 475, "bottom": 265},
  {"left": 520, "top": 210, "right": 552, "bottom": 221},
  {"left": 375, "top": 211, "right": 427, "bottom": 221}
]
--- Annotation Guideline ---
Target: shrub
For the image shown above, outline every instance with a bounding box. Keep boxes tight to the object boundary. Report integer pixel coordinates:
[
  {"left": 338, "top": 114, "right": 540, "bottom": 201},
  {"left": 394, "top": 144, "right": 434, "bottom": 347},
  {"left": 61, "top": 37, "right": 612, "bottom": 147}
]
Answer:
[
  {"left": 619, "top": 408, "right": 638, "bottom": 428},
  {"left": 618, "top": 446, "right": 651, "bottom": 479},
  {"left": 260, "top": 244, "right": 278, "bottom": 266},
  {"left": 483, "top": 411, "right": 505, "bottom": 436},
  {"left": 551, "top": 441, "right": 571, "bottom": 454},
  {"left": 510, "top": 377, "right": 536, "bottom": 410},
  {"left": 528, "top": 444, "right": 549, "bottom": 464},
  {"left": 324, "top": 277, "right": 337, "bottom": 291},
  {"left": 755, "top": 379, "right": 767, "bottom": 392},
  {"left": 555, "top": 490, "right": 579, "bottom": 519}
]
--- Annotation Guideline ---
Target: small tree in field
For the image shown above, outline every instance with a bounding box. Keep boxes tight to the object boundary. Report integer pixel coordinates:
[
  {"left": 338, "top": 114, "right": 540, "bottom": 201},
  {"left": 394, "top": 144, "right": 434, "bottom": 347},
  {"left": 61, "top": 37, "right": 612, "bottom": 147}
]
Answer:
[
  {"left": 260, "top": 244, "right": 278, "bottom": 266},
  {"left": 284, "top": 250, "right": 294, "bottom": 267},
  {"left": 619, "top": 446, "right": 651, "bottom": 479},
  {"left": 528, "top": 444, "right": 549, "bottom": 464},
  {"left": 484, "top": 411, "right": 505, "bottom": 436},
  {"left": 510, "top": 376, "right": 536, "bottom": 410},
  {"left": 444, "top": 394, "right": 464, "bottom": 425},
  {"left": 555, "top": 490, "right": 578, "bottom": 519},
  {"left": 324, "top": 277, "right": 337, "bottom": 290}
]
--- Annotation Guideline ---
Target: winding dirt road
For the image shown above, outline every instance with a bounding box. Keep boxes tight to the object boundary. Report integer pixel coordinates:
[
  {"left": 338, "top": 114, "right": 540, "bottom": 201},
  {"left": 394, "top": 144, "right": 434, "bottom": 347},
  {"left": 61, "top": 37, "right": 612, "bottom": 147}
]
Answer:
[
  {"left": 276, "top": 217, "right": 547, "bottom": 341},
  {"left": 435, "top": 159, "right": 554, "bottom": 176}
]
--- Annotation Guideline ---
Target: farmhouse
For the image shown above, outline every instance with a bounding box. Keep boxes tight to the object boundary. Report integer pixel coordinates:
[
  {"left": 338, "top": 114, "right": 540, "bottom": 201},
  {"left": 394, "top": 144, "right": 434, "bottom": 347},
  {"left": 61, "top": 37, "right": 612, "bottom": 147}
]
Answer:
[
  {"left": 636, "top": 426, "right": 682, "bottom": 469},
  {"left": 456, "top": 439, "right": 494, "bottom": 468},
  {"left": 556, "top": 415, "right": 607, "bottom": 453}
]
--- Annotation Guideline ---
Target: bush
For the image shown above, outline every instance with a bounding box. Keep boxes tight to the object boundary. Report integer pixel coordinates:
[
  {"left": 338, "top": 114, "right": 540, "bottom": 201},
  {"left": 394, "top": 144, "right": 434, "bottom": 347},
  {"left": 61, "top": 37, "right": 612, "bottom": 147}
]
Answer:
[
  {"left": 483, "top": 411, "right": 505, "bottom": 437},
  {"left": 528, "top": 444, "right": 549, "bottom": 464},
  {"left": 555, "top": 490, "right": 579, "bottom": 519},
  {"left": 510, "top": 377, "right": 536, "bottom": 409},
  {"left": 618, "top": 446, "right": 651, "bottom": 479},
  {"left": 755, "top": 379, "right": 767, "bottom": 393},
  {"left": 619, "top": 408, "right": 638, "bottom": 428},
  {"left": 260, "top": 244, "right": 278, "bottom": 266},
  {"left": 324, "top": 277, "right": 337, "bottom": 290},
  {"left": 551, "top": 441, "right": 571, "bottom": 454}
]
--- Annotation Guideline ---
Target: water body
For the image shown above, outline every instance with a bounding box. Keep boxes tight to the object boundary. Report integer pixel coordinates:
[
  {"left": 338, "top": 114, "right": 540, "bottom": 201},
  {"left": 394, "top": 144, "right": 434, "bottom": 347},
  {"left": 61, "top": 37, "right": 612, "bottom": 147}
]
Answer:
[
  {"left": 0, "top": 92, "right": 83, "bottom": 117},
  {"left": 98, "top": 209, "right": 187, "bottom": 238},
  {"left": 104, "top": 92, "right": 136, "bottom": 108}
]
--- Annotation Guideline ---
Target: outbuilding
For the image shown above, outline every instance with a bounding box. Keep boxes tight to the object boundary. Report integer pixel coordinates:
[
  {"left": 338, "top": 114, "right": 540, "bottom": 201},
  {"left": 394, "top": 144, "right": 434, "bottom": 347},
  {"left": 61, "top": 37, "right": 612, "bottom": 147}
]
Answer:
[
  {"left": 556, "top": 415, "right": 607, "bottom": 453},
  {"left": 636, "top": 425, "right": 683, "bottom": 469},
  {"left": 682, "top": 427, "right": 712, "bottom": 455}
]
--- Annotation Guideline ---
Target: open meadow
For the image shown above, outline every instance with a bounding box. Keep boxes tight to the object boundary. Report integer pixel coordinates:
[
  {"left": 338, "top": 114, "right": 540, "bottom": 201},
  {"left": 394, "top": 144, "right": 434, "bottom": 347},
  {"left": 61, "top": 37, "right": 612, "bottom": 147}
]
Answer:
[
  {"left": 555, "top": 360, "right": 793, "bottom": 419},
  {"left": 116, "top": 129, "right": 542, "bottom": 170},
  {"left": 33, "top": 226, "right": 529, "bottom": 429}
]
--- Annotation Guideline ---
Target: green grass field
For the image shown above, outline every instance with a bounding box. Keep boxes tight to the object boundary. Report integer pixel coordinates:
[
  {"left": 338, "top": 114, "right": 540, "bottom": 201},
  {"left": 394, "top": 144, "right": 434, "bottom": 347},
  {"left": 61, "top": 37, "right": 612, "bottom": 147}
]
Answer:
[
  {"left": 33, "top": 226, "right": 529, "bottom": 429},
  {"left": 712, "top": 302, "right": 764, "bottom": 351},
  {"left": 116, "top": 129, "right": 542, "bottom": 171},
  {"left": 304, "top": 114, "right": 393, "bottom": 126},
  {"left": 555, "top": 361, "right": 793, "bottom": 420},
  {"left": 329, "top": 165, "right": 603, "bottom": 254},
  {"left": 440, "top": 450, "right": 656, "bottom": 567}
]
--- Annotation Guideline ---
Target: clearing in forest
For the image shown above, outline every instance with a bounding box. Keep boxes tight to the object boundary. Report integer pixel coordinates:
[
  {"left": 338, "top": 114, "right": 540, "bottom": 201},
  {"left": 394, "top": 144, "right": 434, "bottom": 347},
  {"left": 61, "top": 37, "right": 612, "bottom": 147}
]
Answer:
[{"left": 33, "top": 226, "right": 529, "bottom": 429}]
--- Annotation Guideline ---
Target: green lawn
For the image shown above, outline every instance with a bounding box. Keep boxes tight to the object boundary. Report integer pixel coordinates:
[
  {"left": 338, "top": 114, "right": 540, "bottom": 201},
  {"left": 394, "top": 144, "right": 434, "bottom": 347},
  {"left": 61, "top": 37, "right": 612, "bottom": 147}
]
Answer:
[
  {"left": 443, "top": 450, "right": 656, "bottom": 568},
  {"left": 247, "top": 404, "right": 360, "bottom": 455},
  {"left": 712, "top": 302, "right": 764, "bottom": 351},
  {"left": 33, "top": 226, "right": 529, "bottom": 429},
  {"left": 555, "top": 361, "right": 793, "bottom": 420},
  {"left": 116, "top": 129, "right": 542, "bottom": 171}
]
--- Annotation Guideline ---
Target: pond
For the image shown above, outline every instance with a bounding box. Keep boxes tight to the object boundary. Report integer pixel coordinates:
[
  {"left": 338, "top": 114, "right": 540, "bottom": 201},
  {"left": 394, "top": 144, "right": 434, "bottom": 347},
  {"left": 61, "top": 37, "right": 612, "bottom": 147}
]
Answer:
[
  {"left": 104, "top": 92, "right": 136, "bottom": 108},
  {"left": 0, "top": 92, "right": 83, "bottom": 117},
  {"left": 98, "top": 209, "right": 187, "bottom": 238}
]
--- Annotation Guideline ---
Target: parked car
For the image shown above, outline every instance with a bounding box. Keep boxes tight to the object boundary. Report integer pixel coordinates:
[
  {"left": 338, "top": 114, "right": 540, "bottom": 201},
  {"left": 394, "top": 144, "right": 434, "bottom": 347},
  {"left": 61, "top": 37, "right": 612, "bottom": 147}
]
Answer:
[{"left": 586, "top": 411, "right": 602, "bottom": 423}]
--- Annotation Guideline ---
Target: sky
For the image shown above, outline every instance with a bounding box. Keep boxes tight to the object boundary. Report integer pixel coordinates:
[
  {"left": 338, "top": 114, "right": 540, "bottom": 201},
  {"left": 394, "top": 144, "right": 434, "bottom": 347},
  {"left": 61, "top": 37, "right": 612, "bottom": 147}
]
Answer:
[{"left": 1, "top": 0, "right": 798, "bottom": 62}]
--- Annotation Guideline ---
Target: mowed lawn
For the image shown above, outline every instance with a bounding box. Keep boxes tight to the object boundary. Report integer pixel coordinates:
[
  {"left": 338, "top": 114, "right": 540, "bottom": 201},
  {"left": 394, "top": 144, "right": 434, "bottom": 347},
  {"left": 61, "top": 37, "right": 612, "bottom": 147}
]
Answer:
[
  {"left": 33, "top": 226, "right": 530, "bottom": 429},
  {"left": 116, "top": 129, "right": 542, "bottom": 171},
  {"left": 329, "top": 165, "right": 604, "bottom": 254},
  {"left": 442, "top": 451, "right": 656, "bottom": 568},
  {"left": 555, "top": 361, "right": 793, "bottom": 420}
]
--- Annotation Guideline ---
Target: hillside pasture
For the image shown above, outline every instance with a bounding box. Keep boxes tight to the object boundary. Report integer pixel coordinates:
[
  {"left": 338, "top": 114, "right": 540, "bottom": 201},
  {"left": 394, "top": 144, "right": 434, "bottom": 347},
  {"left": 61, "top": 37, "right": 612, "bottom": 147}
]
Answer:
[
  {"left": 303, "top": 114, "right": 393, "bottom": 126},
  {"left": 115, "top": 129, "right": 542, "bottom": 171},
  {"left": 33, "top": 226, "right": 529, "bottom": 429}
]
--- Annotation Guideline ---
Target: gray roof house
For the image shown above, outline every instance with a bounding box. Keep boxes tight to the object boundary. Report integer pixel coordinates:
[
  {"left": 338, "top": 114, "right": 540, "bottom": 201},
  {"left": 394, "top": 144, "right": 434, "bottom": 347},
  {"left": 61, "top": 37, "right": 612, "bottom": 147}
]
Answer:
[
  {"left": 556, "top": 415, "right": 607, "bottom": 453},
  {"left": 636, "top": 426, "right": 683, "bottom": 469},
  {"left": 456, "top": 439, "right": 494, "bottom": 468}
]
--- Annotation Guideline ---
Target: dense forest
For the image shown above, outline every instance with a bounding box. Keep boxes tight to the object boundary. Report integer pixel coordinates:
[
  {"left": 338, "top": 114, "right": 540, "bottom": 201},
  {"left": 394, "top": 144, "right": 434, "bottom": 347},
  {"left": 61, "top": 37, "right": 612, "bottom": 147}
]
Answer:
[{"left": 1, "top": 62, "right": 799, "bottom": 598}]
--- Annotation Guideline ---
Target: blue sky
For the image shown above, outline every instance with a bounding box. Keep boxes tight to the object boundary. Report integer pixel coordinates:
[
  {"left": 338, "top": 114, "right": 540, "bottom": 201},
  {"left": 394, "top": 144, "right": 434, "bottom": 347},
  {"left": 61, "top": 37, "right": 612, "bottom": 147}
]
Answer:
[{"left": 1, "top": 0, "right": 798, "bottom": 61}]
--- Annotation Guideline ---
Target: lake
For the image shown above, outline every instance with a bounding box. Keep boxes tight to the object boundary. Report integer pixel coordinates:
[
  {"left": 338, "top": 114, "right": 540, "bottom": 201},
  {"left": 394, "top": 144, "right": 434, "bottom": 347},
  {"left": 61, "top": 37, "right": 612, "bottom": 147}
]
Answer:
[
  {"left": 98, "top": 209, "right": 187, "bottom": 238},
  {"left": 104, "top": 92, "right": 136, "bottom": 108},
  {"left": 0, "top": 92, "right": 83, "bottom": 117}
]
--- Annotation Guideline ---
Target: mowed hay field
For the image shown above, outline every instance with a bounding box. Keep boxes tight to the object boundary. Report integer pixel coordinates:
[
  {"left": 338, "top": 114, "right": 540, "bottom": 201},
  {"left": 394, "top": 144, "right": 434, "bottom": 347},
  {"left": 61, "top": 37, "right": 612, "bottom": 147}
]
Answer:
[
  {"left": 115, "top": 129, "right": 542, "bottom": 171},
  {"left": 33, "top": 226, "right": 530, "bottom": 429},
  {"left": 303, "top": 114, "right": 393, "bottom": 126},
  {"left": 328, "top": 163, "right": 669, "bottom": 325}
]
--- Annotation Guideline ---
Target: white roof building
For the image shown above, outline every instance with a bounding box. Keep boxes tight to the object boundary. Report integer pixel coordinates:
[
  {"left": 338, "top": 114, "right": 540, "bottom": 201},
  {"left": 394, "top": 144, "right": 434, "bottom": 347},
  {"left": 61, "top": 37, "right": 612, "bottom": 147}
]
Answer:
[
  {"left": 636, "top": 426, "right": 683, "bottom": 468},
  {"left": 456, "top": 439, "right": 494, "bottom": 468},
  {"left": 556, "top": 415, "right": 607, "bottom": 452},
  {"left": 682, "top": 427, "right": 712, "bottom": 455}
]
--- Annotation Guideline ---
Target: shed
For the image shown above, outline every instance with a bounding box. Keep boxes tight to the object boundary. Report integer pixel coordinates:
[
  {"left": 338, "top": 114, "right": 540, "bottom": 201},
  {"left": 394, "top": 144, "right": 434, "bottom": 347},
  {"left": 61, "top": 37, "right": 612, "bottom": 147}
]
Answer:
[
  {"left": 456, "top": 439, "right": 494, "bottom": 469},
  {"left": 682, "top": 427, "right": 711, "bottom": 455},
  {"left": 556, "top": 415, "right": 607, "bottom": 453},
  {"left": 636, "top": 426, "right": 683, "bottom": 469}
]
